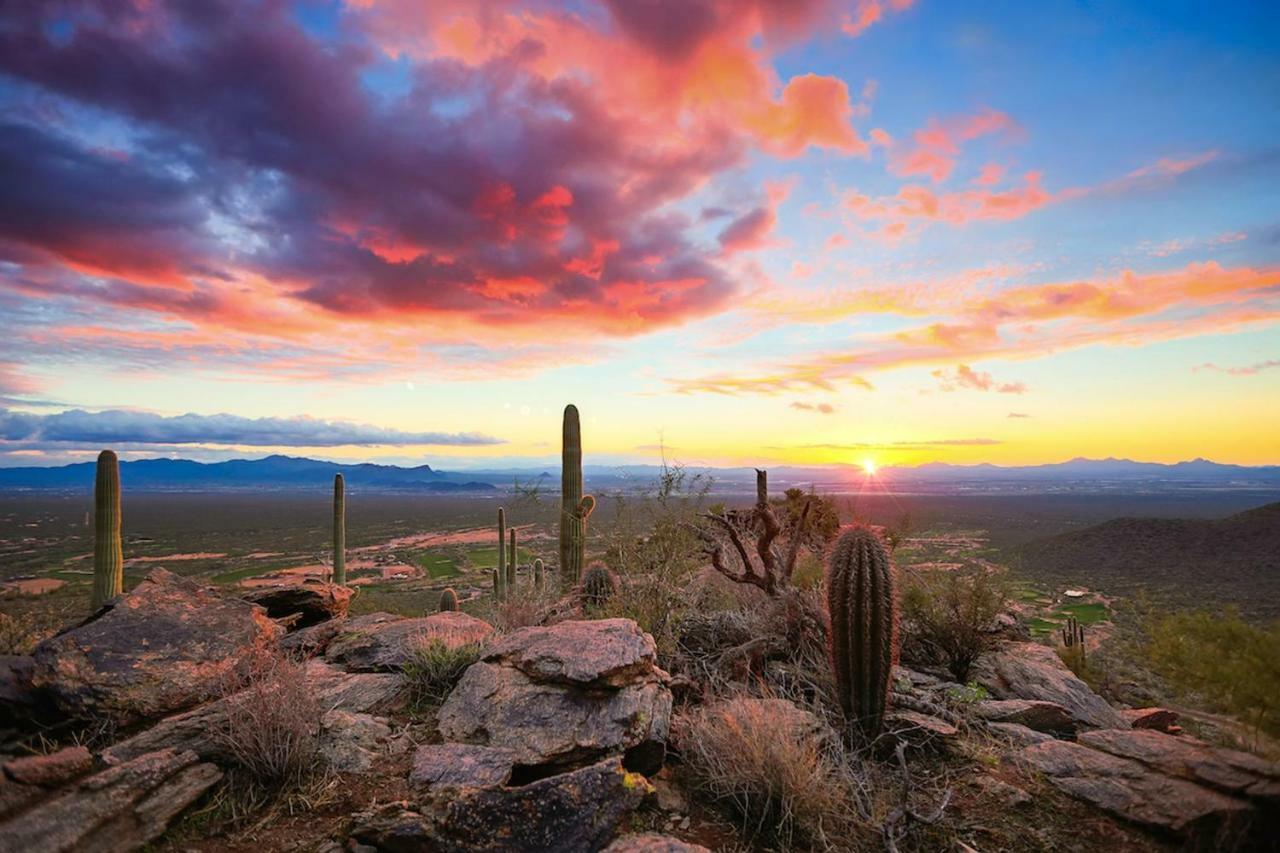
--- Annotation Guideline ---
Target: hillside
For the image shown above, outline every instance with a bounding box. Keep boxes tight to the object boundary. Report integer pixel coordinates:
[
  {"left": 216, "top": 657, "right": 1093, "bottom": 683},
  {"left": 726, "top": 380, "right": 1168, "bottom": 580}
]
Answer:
[{"left": 1017, "top": 502, "right": 1280, "bottom": 620}]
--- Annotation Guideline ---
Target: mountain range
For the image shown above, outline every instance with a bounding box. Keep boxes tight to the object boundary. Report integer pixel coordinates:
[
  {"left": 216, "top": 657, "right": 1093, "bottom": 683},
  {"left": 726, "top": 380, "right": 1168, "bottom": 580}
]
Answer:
[{"left": 1, "top": 454, "right": 1279, "bottom": 493}]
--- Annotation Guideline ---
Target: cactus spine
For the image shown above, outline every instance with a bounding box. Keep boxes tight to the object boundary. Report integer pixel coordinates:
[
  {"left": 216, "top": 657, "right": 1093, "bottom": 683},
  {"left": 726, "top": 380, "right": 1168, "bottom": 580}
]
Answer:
[
  {"left": 559, "top": 404, "right": 595, "bottom": 585},
  {"left": 826, "top": 525, "right": 898, "bottom": 736},
  {"left": 508, "top": 527, "right": 517, "bottom": 589},
  {"left": 533, "top": 558, "right": 544, "bottom": 590},
  {"left": 439, "top": 588, "right": 459, "bottom": 612},
  {"left": 91, "top": 450, "right": 123, "bottom": 611},
  {"left": 580, "top": 563, "right": 617, "bottom": 608},
  {"left": 496, "top": 507, "right": 507, "bottom": 600},
  {"left": 333, "top": 474, "right": 346, "bottom": 585}
]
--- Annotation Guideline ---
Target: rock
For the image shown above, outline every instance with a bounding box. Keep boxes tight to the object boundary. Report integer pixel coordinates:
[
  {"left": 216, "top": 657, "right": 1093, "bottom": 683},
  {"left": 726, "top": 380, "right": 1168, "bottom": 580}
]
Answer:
[
  {"left": 102, "top": 659, "right": 401, "bottom": 765},
  {"left": 651, "top": 772, "right": 687, "bottom": 813},
  {"left": 29, "top": 568, "right": 283, "bottom": 724},
  {"left": 0, "top": 774, "right": 42, "bottom": 820},
  {"left": 352, "top": 757, "right": 650, "bottom": 853},
  {"left": 1077, "top": 729, "right": 1280, "bottom": 804},
  {"left": 971, "top": 642, "right": 1127, "bottom": 729},
  {"left": 325, "top": 612, "right": 495, "bottom": 672},
  {"left": 2, "top": 746, "right": 92, "bottom": 787},
  {"left": 604, "top": 834, "right": 711, "bottom": 853},
  {"left": 320, "top": 710, "right": 393, "bottom": 773},
  {"left": 438, "top": 619, "right": 672, "bottom": 774},
  {"left": 973, "top": 698, "right": 1075, "bottom": 732},
  {"left": 986, "top": 721, "right": 1055, "bottom": 748},
  {"left": 886, "top": 709, "right": 959, "bottom": 748},
  {"left": 973, "top": 774, "right": 1031, "bottom": 807},
  {"left": 243, "top": 582, "right": 351, "bottom": 628},
  {"left": 410, "top": 744, "right": 519, "bottom": 791},
  {"left": 0, "top": 748, "right": 222, "bottom": 852},
  {"left": 282, "top": 618, "right": 348, "bottom": 658},
  {"left": 1017, "top": 739, "right": 1256, "bottom": 842},
  {"left": 0, "top": 654, "right": 43, "bottom": 727},
  {"left": 484, "top": 618, "right": 656, "bottom": 687},
  {"left": 1121, "top": 707, "right": 1179, "bottom": 732}
]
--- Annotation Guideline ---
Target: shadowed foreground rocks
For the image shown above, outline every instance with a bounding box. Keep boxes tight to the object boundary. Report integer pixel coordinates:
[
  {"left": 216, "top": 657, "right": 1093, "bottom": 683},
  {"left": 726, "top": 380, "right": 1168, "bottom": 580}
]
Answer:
[
  {"left": 28, "top": 568, "right": 283, "bottom": 725},
  {"left": 325, "top": 611, "right": 495, "bottom": 671}
]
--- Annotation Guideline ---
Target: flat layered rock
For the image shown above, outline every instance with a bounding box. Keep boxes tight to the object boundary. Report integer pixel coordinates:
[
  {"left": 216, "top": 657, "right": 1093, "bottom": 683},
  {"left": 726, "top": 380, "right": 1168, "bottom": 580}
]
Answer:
[
  {"left": 1077, "top": 729, "right": 1280, "bottom": 803},
  {"left": 986, "top": 721, "right": 1055, "bottom": 748},
  {"left": 410, "top": 744, "right": 518, "bottom": 791},
  {"left": 102, "top": 659, "right": 400, "bottom": 765},
  {"left": 29, "top": 568, "right": 283, "bottom": 724},
  {"left": 325, "top": 611, "right": 494, "bottom": 672},
  {"left": 972, "top": 642, "right": 1126, "bottom": 729},
  {"left": 352, "top": 757, "right": 651, "bottom": 853},
  {"left": 1121, "top": 707, "right": 1179, "bottom": 732},
  {"left": 1018, "top": 739, "right": 1251, "bottom": 840},
  {"left": 605, "top": 834, "right": 711, "bottom": 853},
  {"left": 437, "top": 661, "right": 671, "bottom": 772},
  {"left": 0, "top": 748, "right": 222, "bottom": 853},
  {"left": 887, "top": 709, "right": 959, "bottom": 748},
  {"left": 3, "top": 746, "right": 92, "bottom": 787},
  {"left": 483, "top": 619, "right": 657, "bottom": 687},
  {"left": 974, "top": 698, "right": 1075, "bottom": 732},
  {"left": 242, "top": 582, "right": 351, "bottom": 628}
]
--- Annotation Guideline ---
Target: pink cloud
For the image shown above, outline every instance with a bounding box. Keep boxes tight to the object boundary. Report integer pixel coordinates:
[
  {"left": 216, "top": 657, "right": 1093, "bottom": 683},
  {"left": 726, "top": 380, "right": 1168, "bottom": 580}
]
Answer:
[
  {"left": 1193, "top": 359, "right": 1280, "bottom": 376},
  {"left": 790, "top": 401, "right": 837, "bottom": 413},
  {"left": 932, "top": 364, "right": 1028, "bottom": 394},
  {"left": 890, "top": 108, "right": 1018, "bottom": 183}
]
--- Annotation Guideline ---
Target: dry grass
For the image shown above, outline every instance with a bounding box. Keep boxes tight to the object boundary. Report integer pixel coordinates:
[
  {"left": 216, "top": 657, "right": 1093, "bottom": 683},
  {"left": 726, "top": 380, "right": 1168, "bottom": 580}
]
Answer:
[
  {"left": 211, "top": 655, "right": 322, "bottom": 789},
  {"left": 677, "top": 695, "right": 875, "bottom": 850},
  {"left": 0, "top": 610, "right": 40, "bottom": 655},
  {"left": 402, "top": 632, "right": 483, "bottom": 708}
]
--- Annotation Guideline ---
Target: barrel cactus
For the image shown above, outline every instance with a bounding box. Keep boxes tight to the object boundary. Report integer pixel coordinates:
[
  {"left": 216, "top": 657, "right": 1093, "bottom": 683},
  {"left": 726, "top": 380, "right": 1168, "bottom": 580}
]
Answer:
[
  {"left": 439, "top": 588, "right": 459, "bottom": 612},
  {"left": 496, "top": 506, "right": 507, "bottom": 600},
  {"left": 333, "top": 473, "right": 346, "bottom": 585},
  {"left": 91, "top": 450, "right": 123, "bottom": 611},
  {"left": 826, "top": 525, "right": 898, "bottom": 736},
  {"left": 580, "top": 563, "right": 617, "bottom": 608}
]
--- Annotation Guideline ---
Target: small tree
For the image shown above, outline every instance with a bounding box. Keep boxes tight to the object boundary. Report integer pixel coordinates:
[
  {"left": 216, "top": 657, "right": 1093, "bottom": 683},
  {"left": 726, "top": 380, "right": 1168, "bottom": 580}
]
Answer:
[{"left": 901, "top": 570, "right": 1006, "bottom": 682}]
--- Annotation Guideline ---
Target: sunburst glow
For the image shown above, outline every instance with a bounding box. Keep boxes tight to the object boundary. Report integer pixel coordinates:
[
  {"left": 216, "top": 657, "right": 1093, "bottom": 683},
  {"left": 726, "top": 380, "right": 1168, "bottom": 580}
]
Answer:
[{"left": 862, "top": 458, "right": 877, "bottom": 476}]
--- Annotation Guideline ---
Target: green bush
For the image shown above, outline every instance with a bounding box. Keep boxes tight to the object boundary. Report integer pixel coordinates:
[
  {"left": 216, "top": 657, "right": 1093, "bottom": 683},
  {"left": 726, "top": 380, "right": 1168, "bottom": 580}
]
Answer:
[
  {"left": 1143, "top": 609, "right": 1280, "bottom": 740},
  {"left": 403, "top": 637, "right": 483, "bottom": 708},
  {"left": 901, "top": 570, "right": 1007, "bottom": 682}
]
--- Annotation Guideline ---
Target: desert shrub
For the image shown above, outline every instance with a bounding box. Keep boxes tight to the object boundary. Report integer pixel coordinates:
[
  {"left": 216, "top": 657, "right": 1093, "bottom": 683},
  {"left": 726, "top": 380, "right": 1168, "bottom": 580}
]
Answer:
[
  {"left": 677, "top": 696, "right": 872, "bottom": 850},
  {"left": 403, "top": 636, "right": 483, "bottom": 708},
  {"left": 212, "top": 655, "right": 322, "bottom": 788},
  {"left": 1143, "top": 608, "right": 1280, "bottom": 740},
  {"left": 778, "top": 488, "right": 840, "bottom": 546},
  {"left": 901, "top": 570, "right": 1007, "bottom": 682},
  {"left": 0, "top": 611, "right": 39, "bottom": 655}
]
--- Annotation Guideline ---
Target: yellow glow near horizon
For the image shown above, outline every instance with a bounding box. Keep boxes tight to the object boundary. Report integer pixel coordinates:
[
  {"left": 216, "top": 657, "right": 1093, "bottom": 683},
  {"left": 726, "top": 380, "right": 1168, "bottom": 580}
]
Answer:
[{"left": 862, "top": 458, "right": 876, "bottom": 475}]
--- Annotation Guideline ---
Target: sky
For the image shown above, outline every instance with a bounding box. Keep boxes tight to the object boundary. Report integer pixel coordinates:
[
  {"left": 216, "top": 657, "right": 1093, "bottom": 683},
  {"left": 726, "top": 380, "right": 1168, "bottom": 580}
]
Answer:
[{"left": 0, "top": 0, "right": 1278, "bottom": 470}]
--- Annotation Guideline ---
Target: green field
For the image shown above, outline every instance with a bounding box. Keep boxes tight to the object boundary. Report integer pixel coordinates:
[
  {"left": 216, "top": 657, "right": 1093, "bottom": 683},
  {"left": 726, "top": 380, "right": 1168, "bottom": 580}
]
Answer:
[
  {"left": 1054, "top": 601, "right": 1109, "bottom": 625},
  {"left": 416, "top": 552, "right": 460, "bottom": 578},
  {"left": 464, "top": 546, "right": 535, "bottom": 569}
]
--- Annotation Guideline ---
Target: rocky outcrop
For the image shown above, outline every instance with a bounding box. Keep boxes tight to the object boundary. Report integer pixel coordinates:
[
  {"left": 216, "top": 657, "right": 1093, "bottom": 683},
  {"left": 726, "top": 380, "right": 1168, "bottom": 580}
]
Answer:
[
  {"left": 320, "top": 709, "right": 403, "bottom": 773},
  {"left": 2, "top": 746, "right": 92, "bottom": 787},
  {"left": 410, "top": 744, "right": 520, "bottom": 791},
  {"left": 242, "top": 582, "right": 351, "bottom": 628},
  {"left": 438, "top": 619, "right": 672, "bottom": 774},
  {"left": 28, "top": 568, "right": 283, "bottom": 724},
  {"left": 1121, "top": 707, "right": 1179, "bottom": 733},
  {"left": 1018, "top": 728, "right": 1280, "bottom": 845},
  {"left": 986, "top": 721, "right": 1054, "bottom": 748},
  {"left": 971, "top": 642, "right": 1126, "bottom": 729},
  {"left": 351, "top": 755, "right": 651, "bottom": 853},
  {"left": 0, "top": 748, "right": 222, "bottom": 853},
  {"left": 102, "top": 659, "right": 400, "bottom": 765},
  {"left": 973, "top": 698, "right": 1075, "bottom": 732},
  {"left": 325, "top": 611, "right": 494, "bottom": 672},
  {"left": 604, "top": 834, "right": 711, "bottom": 853}
]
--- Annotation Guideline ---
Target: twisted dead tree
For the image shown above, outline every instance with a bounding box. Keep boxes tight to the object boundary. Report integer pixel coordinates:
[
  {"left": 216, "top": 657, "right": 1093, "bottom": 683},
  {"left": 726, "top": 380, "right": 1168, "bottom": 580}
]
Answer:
[{"left": 692, "top": 469, "right": 811, "bottom": 597}]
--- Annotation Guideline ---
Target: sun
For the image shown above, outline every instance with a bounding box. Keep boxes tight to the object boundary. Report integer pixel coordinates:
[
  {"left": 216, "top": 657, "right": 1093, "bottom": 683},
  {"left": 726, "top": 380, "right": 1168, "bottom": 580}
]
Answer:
[{"left": 862, "top": 458, "right": 876, "bottom": 476}]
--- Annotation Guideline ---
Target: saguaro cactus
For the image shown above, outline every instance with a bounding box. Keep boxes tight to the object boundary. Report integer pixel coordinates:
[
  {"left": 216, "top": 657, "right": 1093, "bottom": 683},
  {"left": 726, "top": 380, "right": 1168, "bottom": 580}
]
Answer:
[
  {"left": 533, "top": 558, "right": 544, "bottom": 590},
  {"left": 508, "top": 527, "right": 517, "bottom": 589},
  {"left": 91, "top": 450, "right": 123, "bottom": 611},
  {"left": 496, "top": 507, "right": 507, "bottom": 600},
  {"left": 826, "top": 525, "right": 898, "bottom": 737},
  {"left": 333, "top": 474, "right": 346, "bottom": 585},
  {"left": 439, "top": 588, "right": 459, "bottom": 612},
  {"left": 559, "top": 405, "right": 598, "bottom": 585}
]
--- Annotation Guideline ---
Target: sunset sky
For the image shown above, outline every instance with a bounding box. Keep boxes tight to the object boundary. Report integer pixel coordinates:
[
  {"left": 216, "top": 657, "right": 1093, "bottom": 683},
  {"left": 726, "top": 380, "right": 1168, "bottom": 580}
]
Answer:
[{"left": 1, "top": 0, "right": 1277, "bottom": 469}]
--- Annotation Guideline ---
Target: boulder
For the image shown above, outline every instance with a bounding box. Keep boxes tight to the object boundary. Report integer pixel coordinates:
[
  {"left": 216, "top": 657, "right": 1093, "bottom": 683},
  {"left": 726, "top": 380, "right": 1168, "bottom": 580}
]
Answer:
[
  {"left": 281, "top": 617, "right": 348, "bottom": 658},
  {"left": 886, "top": 709, "right": 959, "bottom": 749},
  {"left": 604, "top": 835, "right": 711, "bottom": 853},
  {"left": 0, "top": 748, "right": 222, "bottom": 853},
  {"left": 325, "top": 612, "right": 494, "bottom": 672},
  {"left": 1121, "top": 707, "right": 1179, "bottom": 732},
  {"left": 351, "top": 757, "right": 651, "bottom": 853},
  {"left": 1077, "top": 729, "right": 1280, "bottom": 804},
  {"left": 439, "top": 619, "right": 672, "bottom": 774},
  {"left": 1017, "top": 739, "right": 1251, "bottom": 841},
  {"left": 2, "top": 746, "right": 92, "bottom": 787},
  {"left": 29, "top": 568, "right": 283, "bottom": 724},
  {"left": 971, "top": 642, "right": 1127, "bottom": 729},
  {"left": 242, "top": 582, "right": 351, "bottom": 628},
  {"left": 102, "top": 659, "right": 400, "bottom": 765},
  {"left": 320, "top": 710, "right": 396, "bottom": 773},
  {"left": 986, "top": 721, "right": 1055, "bottom": 748},
  {"left": 973, "top": 698, "right": 1075, "bottom": 732},
  {"left": 410, "top": 744, "right": 519, "bottom": 791}
]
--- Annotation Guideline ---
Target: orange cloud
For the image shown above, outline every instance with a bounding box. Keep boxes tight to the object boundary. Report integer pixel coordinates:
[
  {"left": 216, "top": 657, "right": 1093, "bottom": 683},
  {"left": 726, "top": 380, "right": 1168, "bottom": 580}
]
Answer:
[{"left": 890, "top": 108, "right": 1018, "bottom": 182}]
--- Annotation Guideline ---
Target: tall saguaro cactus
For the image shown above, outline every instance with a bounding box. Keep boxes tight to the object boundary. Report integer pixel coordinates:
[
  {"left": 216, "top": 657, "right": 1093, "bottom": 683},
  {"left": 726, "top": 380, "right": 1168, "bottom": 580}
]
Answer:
[
  {"left": 826, "top": 525, "right": 898, "bottom": 737},
  {"left": 508, "top": 527, "right": 517, "bottom": 589},
  {"left": 91, "top": 450, "right": 123, "bottom": 611},
  {"left": 559, "top": 404, "right": 595, "bottom": 585},
  {"left": 496, "top": 507, "right": 507, "bottom": 600},
  {"left": 333, "top": 474, "right": 346, "bottom": 585}
]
